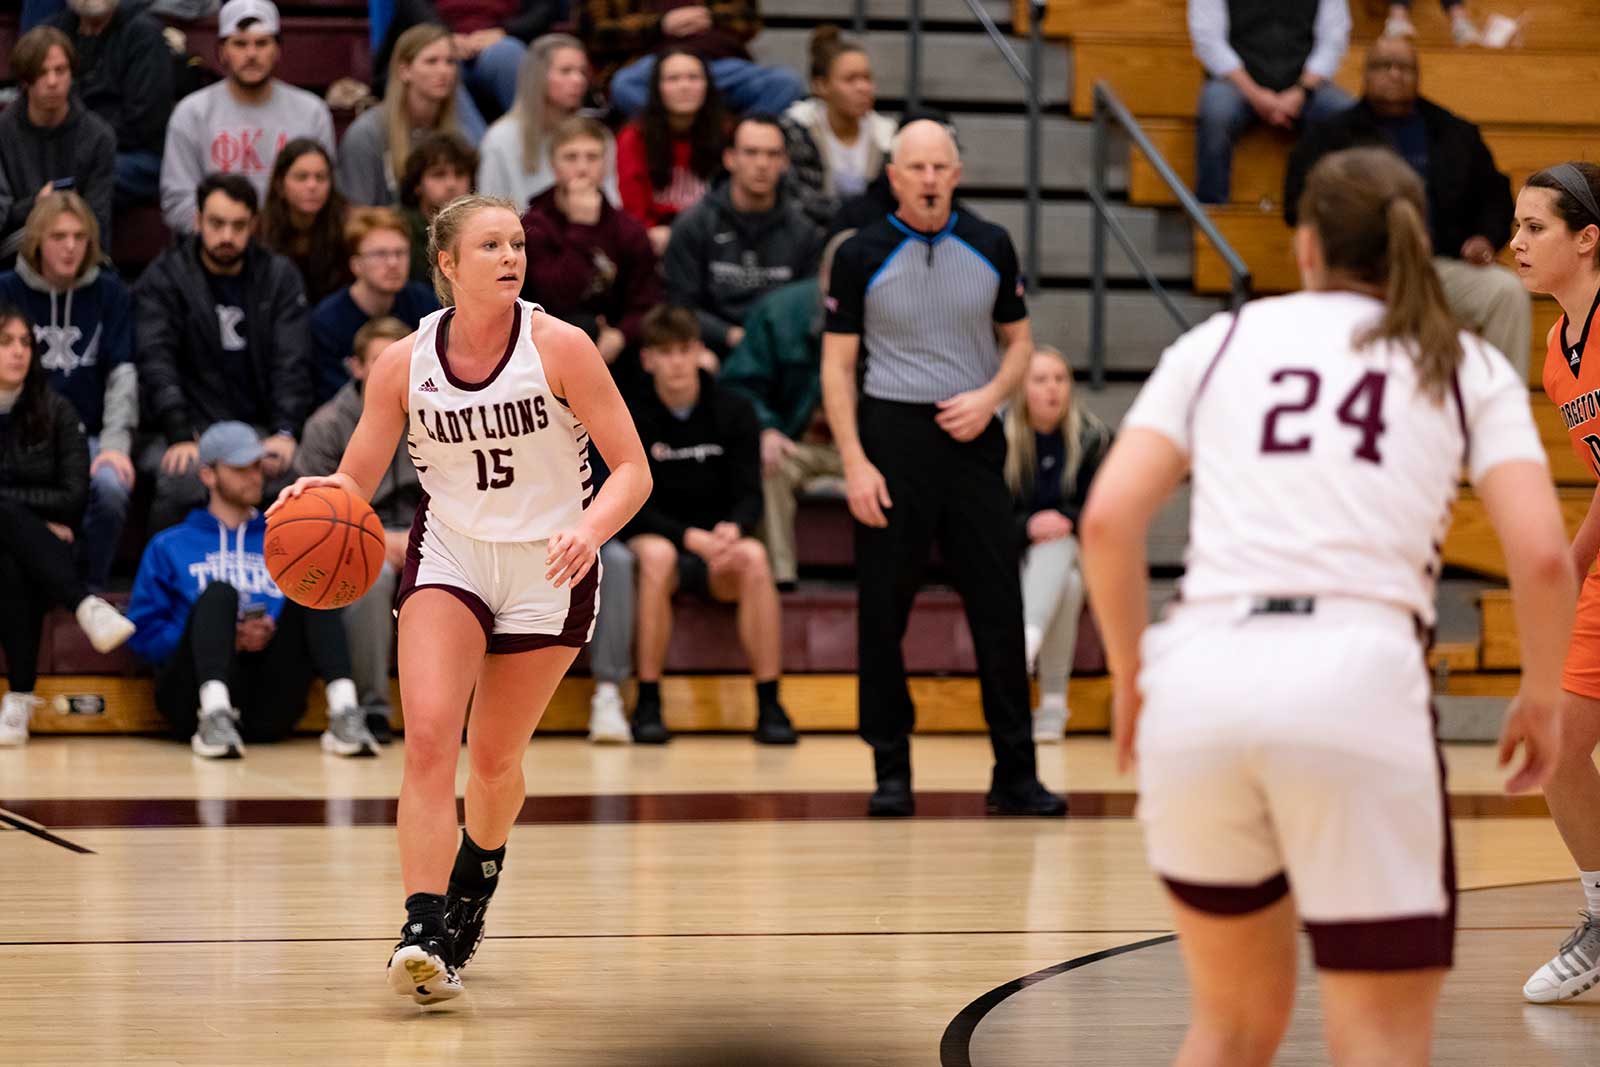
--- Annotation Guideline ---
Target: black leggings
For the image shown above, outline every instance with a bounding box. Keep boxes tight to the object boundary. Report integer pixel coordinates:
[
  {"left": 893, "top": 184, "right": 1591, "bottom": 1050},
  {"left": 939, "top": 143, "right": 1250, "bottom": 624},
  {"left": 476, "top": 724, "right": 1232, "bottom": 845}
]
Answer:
[
  {"left": 154, "top": 582, "right": 354, "bottom": 742},
  {"left": 0, "top": 498, "right": 89, "bottom": 692}
]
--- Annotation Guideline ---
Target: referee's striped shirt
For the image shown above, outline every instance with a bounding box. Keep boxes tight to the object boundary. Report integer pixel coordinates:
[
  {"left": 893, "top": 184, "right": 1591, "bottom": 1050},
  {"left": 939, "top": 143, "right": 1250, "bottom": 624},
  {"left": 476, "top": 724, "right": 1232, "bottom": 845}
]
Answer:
[{"left": 825, "top": 211, "right": 1027, "bottom": 403}]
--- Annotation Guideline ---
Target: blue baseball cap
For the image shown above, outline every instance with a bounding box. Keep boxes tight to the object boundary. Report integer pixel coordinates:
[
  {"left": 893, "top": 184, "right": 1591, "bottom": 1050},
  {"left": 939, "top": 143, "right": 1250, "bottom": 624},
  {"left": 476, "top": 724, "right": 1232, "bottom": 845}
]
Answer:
[{"left": 198, "top": 421, "right": 264, "bottom": 467}]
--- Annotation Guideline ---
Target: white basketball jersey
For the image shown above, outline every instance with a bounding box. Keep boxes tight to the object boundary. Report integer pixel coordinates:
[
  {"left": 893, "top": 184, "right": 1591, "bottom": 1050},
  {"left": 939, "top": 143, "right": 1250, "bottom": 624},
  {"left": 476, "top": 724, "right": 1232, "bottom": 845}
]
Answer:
[
  {"left": 1124, "top": 291, "right": 1545, "bottom": 624},
  {"left": 406, "top": 299, "right": 594, "bottom": 542}
]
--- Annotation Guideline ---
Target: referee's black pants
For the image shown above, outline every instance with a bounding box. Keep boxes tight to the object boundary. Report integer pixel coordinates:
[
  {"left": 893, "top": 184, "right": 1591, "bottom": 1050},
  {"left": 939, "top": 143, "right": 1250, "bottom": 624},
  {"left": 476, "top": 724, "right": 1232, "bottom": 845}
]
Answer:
[{"left": 855, "top": 398, "right": 1036, "bottom": 789}]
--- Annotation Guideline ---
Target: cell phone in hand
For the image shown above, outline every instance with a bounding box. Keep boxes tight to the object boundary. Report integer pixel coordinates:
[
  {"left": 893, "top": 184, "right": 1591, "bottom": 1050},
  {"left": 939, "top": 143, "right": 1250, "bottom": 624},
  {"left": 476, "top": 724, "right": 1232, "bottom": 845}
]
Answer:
[{"left": 240, "top": 603, "right": 267, "bottom": 622}]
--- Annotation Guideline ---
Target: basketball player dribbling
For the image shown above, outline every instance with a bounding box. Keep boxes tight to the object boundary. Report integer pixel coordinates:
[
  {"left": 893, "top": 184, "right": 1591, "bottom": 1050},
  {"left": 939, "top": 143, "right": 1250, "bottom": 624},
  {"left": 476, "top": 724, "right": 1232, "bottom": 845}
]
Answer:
[
  {"left": 1509, "top": 162, "right": 1600, "bottom": 1004},
  {"left": 268, "top": 194, "right": 651, "bottom": 1005},
  {"left": 1081, "top": 147, "right": 1575, "bottom": 1066}
]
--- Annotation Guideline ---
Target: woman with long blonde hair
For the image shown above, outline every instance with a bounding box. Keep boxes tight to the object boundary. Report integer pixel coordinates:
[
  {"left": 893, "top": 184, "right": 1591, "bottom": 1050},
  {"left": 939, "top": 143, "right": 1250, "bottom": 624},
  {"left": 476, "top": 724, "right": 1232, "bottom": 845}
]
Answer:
[
  {"left": 1001, "top": 344, "right": 1110, "bottom": 741},
  {"left": 339, "top": 24, "right": 466, "bottom": 207},
  {"left": 477, "top": 34, "right": 618, "bottom": 209}
]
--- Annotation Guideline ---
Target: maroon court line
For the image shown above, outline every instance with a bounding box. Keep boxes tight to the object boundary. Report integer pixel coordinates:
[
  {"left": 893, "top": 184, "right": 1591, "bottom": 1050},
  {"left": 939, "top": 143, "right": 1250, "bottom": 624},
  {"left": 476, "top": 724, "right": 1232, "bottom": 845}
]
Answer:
[{"left": 0, "top": 790, "right": 1549, "bottom": 830}]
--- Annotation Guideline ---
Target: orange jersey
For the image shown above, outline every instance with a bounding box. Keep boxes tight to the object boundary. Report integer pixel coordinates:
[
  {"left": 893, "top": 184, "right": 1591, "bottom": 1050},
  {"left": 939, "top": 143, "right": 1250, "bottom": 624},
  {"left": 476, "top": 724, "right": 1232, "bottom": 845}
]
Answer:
[{"left": 1544, "top": 306, "right": 1600, "bottom": 480}]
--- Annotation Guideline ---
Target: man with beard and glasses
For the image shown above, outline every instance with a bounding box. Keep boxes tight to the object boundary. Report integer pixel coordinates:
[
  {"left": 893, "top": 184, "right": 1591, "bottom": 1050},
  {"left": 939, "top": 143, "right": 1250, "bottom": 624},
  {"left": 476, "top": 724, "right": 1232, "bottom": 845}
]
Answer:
[
  {"left": 125, "top": 421, "right": 377, "bottom": 760},
  {"left": 46, "top": 0, "right": 175, "bottom": 208},
  {"left": 135, "top": 174, "right": 311, "bottom": 532},
  {"left": 159, "top": 0, "right": 336, "bottom": 234}
]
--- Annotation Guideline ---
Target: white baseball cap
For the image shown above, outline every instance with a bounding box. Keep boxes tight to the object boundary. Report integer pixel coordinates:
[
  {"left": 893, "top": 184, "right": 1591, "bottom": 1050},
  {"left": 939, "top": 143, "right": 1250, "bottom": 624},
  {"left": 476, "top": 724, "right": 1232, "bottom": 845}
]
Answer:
[{"left": 219, "top": 0, "right": 281, "bottom": 38}]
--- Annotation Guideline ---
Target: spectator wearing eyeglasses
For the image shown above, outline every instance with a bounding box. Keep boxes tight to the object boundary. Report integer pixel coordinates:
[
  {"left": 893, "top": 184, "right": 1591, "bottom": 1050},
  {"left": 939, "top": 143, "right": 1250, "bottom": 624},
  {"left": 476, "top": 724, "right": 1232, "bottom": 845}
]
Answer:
[{"left": 307, "top": 207, "right": 440, "bottom": 407}]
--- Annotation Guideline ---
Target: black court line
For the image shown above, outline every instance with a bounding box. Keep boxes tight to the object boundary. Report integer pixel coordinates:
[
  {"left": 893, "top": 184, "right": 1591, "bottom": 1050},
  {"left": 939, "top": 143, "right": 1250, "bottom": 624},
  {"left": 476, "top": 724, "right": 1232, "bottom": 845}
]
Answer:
[
  {"left": 0, "top": 807, "right": 94, "bottom": 854},
  {"left": 937, "top": 877, "right": 1572, "bottom": 1067}
]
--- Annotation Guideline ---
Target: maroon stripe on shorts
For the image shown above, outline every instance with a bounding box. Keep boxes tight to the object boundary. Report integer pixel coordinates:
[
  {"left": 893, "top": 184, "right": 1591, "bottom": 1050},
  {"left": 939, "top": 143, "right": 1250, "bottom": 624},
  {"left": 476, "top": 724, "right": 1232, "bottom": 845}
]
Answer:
[
  {"left": 392, "top": 493, "right": 495, "bottom": 643},
  {"left": 1162, "top": 872, "right": 1289, "bottom": 916},
  {"left": 487, "top": 562, "right": 600, "bottom": 654}
]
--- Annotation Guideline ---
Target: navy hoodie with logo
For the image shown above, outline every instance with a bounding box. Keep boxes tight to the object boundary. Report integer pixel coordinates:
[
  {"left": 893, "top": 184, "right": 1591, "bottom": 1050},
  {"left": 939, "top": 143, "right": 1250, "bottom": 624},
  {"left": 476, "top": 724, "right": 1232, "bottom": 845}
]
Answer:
[
  {"left": 125, "top": 508, "right": 285, "bottom": 666},
  {"left": 0, "top": 257, "right": 138, "bottom": 454}
]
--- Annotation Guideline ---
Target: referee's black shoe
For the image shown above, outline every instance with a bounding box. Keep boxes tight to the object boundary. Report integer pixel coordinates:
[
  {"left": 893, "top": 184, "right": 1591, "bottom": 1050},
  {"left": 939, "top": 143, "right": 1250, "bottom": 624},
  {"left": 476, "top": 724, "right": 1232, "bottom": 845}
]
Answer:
[
  {"left": 986, "top": 779, "right": 1068, "bottom": 817},
  {"left": 631, "top": 697, "right": 671, "bottom": 744},
  {"left": 867, "top": 777, "right": 914, "bottom": 817},
  {"left": 753, "top": 701, "right": 797, "bottom": 744}
]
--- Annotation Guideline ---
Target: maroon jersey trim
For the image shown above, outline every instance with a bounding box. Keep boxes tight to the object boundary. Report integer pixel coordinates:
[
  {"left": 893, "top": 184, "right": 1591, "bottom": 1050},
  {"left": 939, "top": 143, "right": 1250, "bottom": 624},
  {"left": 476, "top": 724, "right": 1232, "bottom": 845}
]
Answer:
[{"left": 434, "top": 302, "right": 523, "bottom": 392}]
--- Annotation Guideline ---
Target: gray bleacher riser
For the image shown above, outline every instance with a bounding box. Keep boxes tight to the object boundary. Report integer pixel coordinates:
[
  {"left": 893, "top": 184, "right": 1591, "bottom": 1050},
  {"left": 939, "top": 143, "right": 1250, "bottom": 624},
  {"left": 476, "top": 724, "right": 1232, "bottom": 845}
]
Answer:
[
  {"left": 772, "top": 0, "right": 1015, "bottom": 24},
  {"left": 1026, "top": 291, "right": 1224, "bottom": 373},
  {"left": 750, "top": 29, "right": 1069, "bottom": 106},
  {"left": 966, "top": 199, "right": 1192, "bottom": 280},
  {"left": 949, "top": 115, "right": 1125, "bottom": 193}
]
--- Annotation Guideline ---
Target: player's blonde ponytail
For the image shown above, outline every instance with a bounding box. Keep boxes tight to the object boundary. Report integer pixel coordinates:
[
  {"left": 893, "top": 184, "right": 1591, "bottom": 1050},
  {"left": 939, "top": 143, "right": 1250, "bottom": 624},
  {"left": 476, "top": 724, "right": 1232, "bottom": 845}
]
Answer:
[
  {"left": 427, "top": 193, "right": 521, "bottom": 305},
  {"left": 1297, "top": 147, "right": 1463, "bottom": 400}
]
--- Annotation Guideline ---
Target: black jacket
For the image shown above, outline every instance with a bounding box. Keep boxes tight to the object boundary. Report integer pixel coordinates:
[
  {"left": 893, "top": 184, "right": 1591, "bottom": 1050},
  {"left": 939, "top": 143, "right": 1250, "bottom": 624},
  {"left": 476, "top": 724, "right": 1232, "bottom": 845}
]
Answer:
[
  {"left": 135, "top": 236, "right": 312, "bottom": 443},
  {"left": 47, "top": 3, "right": 175, "bottom": 155},
  {"left": 0, "top": 101, "right": 115, "bottom": 256},
  {"left": 624, "top": 370, "right": 763, "bottom": 546},
  {"left": 1009, "top": 418, "right": 1111, "bottom": 550},
  {"left": 373, "top": 0, "right": 563, "bottom": 95},
  {"left": 1283, "top": 97, "right": 1514, "bottom": 257},
  {"left": 0, "top": 389, "right": 90, "bottom": 528}
]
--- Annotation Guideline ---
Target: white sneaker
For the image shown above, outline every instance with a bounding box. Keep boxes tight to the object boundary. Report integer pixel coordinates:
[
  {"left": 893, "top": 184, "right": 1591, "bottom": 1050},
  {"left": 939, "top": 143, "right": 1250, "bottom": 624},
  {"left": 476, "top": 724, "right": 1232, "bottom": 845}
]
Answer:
[
  {"left": 0, "top": 692, "right": 40, "bottom": 746},
  {"left": 1524, "top": 912, "right": 1600, "bottom": 1002},
  {"left": 588, "top": 684, "right": 631, "bottom": 744},
  {"left": 1451, "top": 13, "right": 1482, "bottom": 45},
  {"left": 1383, "top": 11, "right": 1416, "bottom": 36},
  {"left": 75, "top": 595, "right": 136, "bottom": 654},
  {"left": 1033, "top": 698, "right": 1069, "bottom": 743}
]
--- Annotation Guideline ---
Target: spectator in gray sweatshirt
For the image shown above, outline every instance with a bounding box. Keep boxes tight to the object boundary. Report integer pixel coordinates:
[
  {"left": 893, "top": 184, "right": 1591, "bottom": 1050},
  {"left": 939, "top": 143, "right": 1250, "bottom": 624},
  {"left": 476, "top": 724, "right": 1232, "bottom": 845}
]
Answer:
[
  {"left": 0, "top": 25, "right": 116, "bottom": 261},
  {"left": 662, "top": 114, "right": 823, "bottom": 358},
  {"left": 159, "top": 0, "right": 336, "bottom": 234}
]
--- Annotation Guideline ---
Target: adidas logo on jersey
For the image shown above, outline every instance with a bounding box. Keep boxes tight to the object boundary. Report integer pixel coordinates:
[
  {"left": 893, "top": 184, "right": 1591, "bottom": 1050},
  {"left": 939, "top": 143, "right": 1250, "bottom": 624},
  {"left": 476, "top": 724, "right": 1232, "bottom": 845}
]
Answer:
[{"left": 419, "top": 377, "right": 439, "bottom": 393}]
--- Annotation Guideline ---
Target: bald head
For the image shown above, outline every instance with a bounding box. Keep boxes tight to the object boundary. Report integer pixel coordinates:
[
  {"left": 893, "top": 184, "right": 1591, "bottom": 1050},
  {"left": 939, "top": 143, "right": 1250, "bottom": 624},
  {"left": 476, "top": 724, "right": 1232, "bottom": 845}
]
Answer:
[
  {"left": 1364, "top": 35, "right": 1420, "bottom": 118},
  {"left": 887, "top": 119, "right": 963, "bottom": 231}
]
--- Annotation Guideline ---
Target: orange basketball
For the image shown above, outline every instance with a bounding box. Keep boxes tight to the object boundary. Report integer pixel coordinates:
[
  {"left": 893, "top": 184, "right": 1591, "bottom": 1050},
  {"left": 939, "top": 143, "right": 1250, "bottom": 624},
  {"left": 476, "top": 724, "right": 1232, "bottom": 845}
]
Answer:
[{"left": 264, "top": 485, "right": 388, "bottom": 609}]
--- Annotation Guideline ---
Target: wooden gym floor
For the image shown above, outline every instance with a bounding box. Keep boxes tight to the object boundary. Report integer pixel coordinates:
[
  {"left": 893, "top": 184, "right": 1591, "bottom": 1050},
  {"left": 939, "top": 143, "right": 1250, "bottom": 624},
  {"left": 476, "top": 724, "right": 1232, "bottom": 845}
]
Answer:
[{"left": 1, "top": 734, "right": 1595, "bottom": 1065}]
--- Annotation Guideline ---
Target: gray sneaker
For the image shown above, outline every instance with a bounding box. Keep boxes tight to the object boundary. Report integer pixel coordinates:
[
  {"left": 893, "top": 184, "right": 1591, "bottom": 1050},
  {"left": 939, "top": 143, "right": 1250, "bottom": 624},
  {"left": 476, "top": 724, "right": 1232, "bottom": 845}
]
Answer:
[
  {"left": 322, "top": 706, "right": 379, "bottom": 758},
  {"left": 191, "top": 708, "right": 244, "bottom": 759},
  {"left": 1525, "top": 912, "right": 1600, "bottom": 1002}
]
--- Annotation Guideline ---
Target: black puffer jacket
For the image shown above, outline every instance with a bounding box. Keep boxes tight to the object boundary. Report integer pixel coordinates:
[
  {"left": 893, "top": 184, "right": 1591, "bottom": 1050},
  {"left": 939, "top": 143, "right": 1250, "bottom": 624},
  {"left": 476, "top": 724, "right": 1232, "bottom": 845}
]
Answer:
[
  {"left": 134, "top": 236, "right": 312, "bottom": 443},
  {"left": 0, "top": 389, "right": 89, "bottom": 527}
]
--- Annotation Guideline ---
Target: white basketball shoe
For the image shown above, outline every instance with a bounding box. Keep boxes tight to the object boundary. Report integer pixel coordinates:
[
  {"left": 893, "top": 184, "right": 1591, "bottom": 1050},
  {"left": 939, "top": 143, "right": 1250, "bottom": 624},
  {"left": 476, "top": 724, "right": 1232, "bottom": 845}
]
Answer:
[{"left": 1524, "top": 912, "right": 1600, "bottom": 1003}]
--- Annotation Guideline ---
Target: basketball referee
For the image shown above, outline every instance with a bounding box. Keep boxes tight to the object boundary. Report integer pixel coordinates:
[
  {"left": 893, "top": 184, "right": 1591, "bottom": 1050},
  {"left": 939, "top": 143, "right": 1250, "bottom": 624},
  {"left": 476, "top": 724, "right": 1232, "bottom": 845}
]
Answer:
[{"left": 821, "top": 120, "right": 1067, "bottom": 819}]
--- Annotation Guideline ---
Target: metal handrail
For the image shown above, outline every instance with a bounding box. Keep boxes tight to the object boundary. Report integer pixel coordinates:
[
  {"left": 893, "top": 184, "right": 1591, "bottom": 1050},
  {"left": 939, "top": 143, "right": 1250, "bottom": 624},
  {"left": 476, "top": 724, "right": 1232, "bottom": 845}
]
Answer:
[{"left": 1088, "top": 81, "right": 1251, "bottom": 388}]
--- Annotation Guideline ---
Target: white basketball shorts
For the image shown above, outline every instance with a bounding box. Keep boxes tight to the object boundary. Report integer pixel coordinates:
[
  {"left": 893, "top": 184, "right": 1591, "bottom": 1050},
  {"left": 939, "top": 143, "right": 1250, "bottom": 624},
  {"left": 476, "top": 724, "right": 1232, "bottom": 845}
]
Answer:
[
  {"left": 1135, "top": 595, "right": 1453, "bottom": 971},
  {"left": 394, "top": 494, "right": 599, "bottom": 653}
]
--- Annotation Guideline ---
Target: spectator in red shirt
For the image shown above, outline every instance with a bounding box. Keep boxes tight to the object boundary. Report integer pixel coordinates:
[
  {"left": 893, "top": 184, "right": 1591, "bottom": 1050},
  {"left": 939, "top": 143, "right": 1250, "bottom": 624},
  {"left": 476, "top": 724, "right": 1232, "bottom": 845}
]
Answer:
[
  {"left": 616, "top": 48, "right": 728, "bottom": 256},
  {"left": 522, "top": 117, "right": 660, "bottom": 385}
]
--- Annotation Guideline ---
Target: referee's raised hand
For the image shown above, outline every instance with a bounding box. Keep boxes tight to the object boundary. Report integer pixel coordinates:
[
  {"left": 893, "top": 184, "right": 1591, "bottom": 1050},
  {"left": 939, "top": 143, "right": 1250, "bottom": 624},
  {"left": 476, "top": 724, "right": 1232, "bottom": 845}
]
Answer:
[{"left": 844, "top": 456, "right": 893, "bottom": 528}]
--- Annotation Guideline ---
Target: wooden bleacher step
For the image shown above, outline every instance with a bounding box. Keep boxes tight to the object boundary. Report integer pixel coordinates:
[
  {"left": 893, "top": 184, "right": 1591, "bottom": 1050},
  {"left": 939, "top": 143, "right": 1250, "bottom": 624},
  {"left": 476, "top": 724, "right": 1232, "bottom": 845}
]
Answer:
[
  {"left": 1479, "top": 589, "right": 1519, "bottom": 670},
  {"left": 1444, "top": 488, "right": 1593, "bottom": 579}
]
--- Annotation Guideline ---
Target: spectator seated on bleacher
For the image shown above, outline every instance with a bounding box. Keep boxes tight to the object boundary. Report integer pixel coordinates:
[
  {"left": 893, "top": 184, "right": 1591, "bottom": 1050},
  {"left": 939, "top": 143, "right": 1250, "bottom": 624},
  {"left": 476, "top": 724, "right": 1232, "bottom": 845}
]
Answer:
[
  {"left": 0, "top": 26, "right": 116, "bottom": 261},
  {"left": 1284, "top": 35, "right": 1531, "bottom": 376},
  {"left": 1383, "top": 0, "right": 1481, "bottom": 45},
  {"left": 580, "top": 0, "right": 803, "bottom": 119},
  {"left": 622, "top": 305, "right": 795, "bottom": 747},
  {"left": 719, "top": 230, "right": 850, "bottom": 590},
  {"left": 1188, "top": 0, "right": 1355, "bottom": 205},
  {"left": 522, "top": 117, "right": 659, "bottom": 386},
  {"left": 477, "top": 34, "right": 621, "bottom": 212},
  {"left": 1001, "top": 344, "right": 1110, "bottom": 745},
  {"left": 294, "top": 316, "right": 419, "bottom": 746},
  {"left": 780, "top": 26, "right": 894, "bottom": 231},
  {"left": 0, "top": 192, "right": 138, "bottom": 593},
  {"left": 339, "top": 24, "right": 474, "bottom": 209},
  {"left": 260, "top": 138, "right": 353, "bottom": 304},
  {"left": 616, "top": 48, "right": 728, "bottom": 257},
  {"left": 45, "top": 0, "right": 176, "bottom": 209},
  {"left": 159, "top": 0, "right": 337, "bottom": 235},
  {"left": 125, "top": 421, "right": 377, "bottom": 760},
  {"left": 398, "top": 132, "right": 476, "bottom": 287},
  {"left": 135, "top": 174, "right": 310, "bottom": 533},
  {"left": 375, "top": 0, "right": 562, "bottom": 136},
  {"left": 309, "top": 207, "right": 438, "bottom": 406},
  {"left": 0, "top": 302, "right": 136, "bottom": 748},
  {"left": 663, "top": 115, "right": 822, "bottom": 361},
  {"left": 829, "top": 107, "right": 970, "bottom": 238}
]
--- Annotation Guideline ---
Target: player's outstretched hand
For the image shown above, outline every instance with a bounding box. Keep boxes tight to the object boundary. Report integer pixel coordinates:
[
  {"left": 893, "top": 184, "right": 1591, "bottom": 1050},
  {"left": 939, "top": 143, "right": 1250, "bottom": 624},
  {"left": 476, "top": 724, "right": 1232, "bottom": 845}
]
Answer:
[
  {"left": 1498, "top": 691, "right": 1562, "bottom": 794},
  {"left": 547, "top": 528, "right": 599, "bottom": 588},
  {"left": 264, "top": 475, "right": 348, "bottom": 520}
]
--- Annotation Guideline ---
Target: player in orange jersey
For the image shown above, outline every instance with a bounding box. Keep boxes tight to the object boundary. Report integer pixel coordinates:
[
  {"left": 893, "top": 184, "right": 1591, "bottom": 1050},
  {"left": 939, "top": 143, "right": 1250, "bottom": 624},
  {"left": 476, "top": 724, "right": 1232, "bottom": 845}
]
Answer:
[{"left": 1512, "top": 161, "right": 1600, "bottom": 1003}]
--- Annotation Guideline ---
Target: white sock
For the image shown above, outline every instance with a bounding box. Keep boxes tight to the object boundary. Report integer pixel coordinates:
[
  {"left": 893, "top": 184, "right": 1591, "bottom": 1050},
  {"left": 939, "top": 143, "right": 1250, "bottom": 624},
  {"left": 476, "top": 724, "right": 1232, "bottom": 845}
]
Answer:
[
  {"left": 198, "top": 680, "right": 232, "bottom": 716},
  {"left": 325, "top": 678, "right": 358, "bottom": 713},
  {"left": 1580, "top": 870, "right": 1600, "bottom": 917},
  {"left": 595, "top": 681, "right": 620, "bottom": 701}
]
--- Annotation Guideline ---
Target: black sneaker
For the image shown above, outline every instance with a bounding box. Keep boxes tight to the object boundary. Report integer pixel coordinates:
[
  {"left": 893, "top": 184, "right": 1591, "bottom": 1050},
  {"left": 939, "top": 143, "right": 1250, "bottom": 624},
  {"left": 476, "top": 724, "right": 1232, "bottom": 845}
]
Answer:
[
  {"left": 366, "top": 709, "right": 395, "bottom": 746},
  {"left": 753, "top": 702, "right": 797, "bottom": 745},
  {"left": 444, "top": 889, "right": 493, "bottom": 970},
  {"left": 867, "top": 777, "right": 914, "bottom": 817},
  {"left": 631, "top": 697, "right": 671, "bottom": 744},
  {"left": 385, "top": 922, "right": 463, "bottom": 1005},
  {"left": 986, "top": 779, "right": 1068, "bottom": 817}
]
